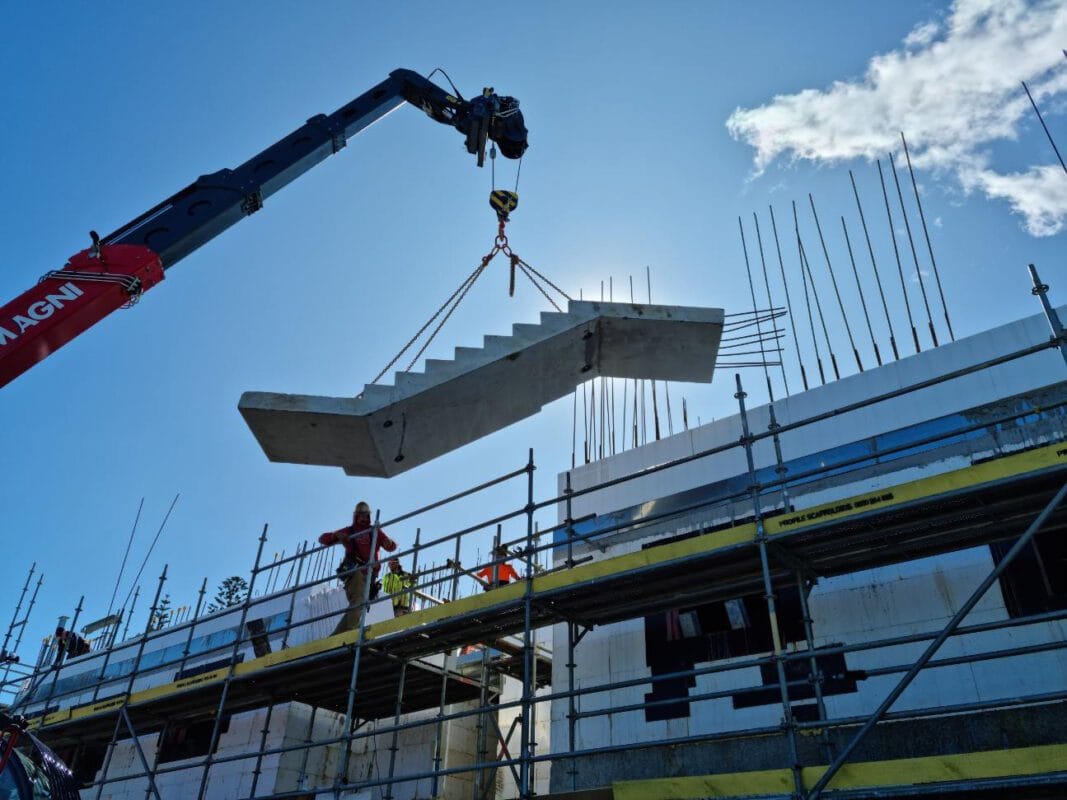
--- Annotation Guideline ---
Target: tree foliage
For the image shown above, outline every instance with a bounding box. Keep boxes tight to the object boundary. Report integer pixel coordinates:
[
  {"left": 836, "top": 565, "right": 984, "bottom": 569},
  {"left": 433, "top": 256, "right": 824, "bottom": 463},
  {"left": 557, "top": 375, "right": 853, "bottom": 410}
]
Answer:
[
  {"left": 208, "top": 576, "right": 249, "bottom": 613},
  {"left": 150, "top": 593, "right": 173, "bottom": 631}
]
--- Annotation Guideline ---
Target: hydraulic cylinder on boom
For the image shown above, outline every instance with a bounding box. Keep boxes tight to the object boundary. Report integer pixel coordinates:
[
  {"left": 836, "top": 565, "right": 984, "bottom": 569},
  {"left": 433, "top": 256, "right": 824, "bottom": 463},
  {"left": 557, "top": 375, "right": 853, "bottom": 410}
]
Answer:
[{"left": 0, "top": 68, "right": 528, "bottom": 389}]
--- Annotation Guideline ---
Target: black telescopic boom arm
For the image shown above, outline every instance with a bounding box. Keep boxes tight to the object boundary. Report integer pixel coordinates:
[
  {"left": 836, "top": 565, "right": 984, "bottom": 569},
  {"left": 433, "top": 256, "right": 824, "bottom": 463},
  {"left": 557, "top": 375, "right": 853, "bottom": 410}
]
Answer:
[{"left": 101, "top": 68, "right": 528, "bottom": 272}]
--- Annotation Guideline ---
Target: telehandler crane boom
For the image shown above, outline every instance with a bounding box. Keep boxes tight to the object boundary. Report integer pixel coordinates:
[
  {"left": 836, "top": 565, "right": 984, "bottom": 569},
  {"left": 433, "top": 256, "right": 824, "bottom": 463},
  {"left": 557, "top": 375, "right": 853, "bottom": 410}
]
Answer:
[{"left": 0, "top": 68, "right": 527, "bottom": 388}]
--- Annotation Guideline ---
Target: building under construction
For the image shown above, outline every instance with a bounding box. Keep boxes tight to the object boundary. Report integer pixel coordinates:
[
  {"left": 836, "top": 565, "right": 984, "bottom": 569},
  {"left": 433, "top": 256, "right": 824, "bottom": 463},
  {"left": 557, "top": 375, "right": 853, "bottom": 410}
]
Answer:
[{"left": 1, "top": 262, "right": 1065, "bottom": 800}]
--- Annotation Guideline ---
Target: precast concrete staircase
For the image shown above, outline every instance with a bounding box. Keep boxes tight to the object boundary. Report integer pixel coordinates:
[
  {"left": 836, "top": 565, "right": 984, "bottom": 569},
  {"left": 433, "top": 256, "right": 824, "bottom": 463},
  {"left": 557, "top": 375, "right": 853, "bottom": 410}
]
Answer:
[{"left": 238, "top": 301, "right": 724, "bottom": 477}]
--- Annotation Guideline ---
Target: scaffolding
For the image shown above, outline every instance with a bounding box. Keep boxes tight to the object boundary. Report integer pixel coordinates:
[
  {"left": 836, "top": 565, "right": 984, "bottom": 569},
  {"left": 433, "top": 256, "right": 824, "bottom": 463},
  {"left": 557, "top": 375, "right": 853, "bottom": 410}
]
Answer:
[{"left": 5, "top": 267, "right": 1067, "bottom": 799}]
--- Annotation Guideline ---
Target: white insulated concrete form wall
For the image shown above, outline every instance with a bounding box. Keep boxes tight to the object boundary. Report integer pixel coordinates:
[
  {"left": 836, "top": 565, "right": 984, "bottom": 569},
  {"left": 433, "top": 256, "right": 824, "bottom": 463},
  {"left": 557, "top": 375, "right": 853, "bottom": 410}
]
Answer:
[{"left": 551, "top": 308, "right": 1067, "bottom": 764}]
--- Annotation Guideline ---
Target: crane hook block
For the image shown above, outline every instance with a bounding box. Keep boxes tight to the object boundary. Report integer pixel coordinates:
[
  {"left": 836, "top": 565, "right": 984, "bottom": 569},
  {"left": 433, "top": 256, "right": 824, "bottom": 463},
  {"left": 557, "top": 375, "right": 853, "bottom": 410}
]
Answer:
[{"left": 490, "top": 190, "right": 519, "bottom": 221}]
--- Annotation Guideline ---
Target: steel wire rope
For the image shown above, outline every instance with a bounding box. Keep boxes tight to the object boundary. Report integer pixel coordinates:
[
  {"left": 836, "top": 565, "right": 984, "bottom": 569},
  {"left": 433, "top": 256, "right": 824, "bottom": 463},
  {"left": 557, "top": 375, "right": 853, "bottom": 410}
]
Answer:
[
  {"left": 369, "top": 259, "right": 487, "bottom": 385},
  {"left": 515, "top": 261, "right": 563, "bottom": 311},
  {"left": 404, "top": 259, "right": 492, "bottom": 372},
  {"left": 516, "top": 258, "right": 572, "bottom": 303},
  {"left": 809, "top": 194, "right": 862, "bottom": 372}
]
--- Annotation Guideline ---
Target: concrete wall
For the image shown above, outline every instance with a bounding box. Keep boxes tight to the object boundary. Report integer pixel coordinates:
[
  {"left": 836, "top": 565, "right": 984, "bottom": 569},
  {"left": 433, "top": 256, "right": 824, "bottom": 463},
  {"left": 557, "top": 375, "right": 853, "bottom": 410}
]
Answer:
[{"left": 89, "top": 698, "right": 486, "bottom": 799}]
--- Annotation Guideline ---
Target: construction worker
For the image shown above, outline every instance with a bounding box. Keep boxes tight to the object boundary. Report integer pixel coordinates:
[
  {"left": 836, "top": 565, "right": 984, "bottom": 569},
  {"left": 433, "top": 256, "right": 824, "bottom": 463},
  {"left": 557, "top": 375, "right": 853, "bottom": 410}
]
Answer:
[
  {"left": 474, "top": 545, "right": 521, "bottom": 590},
  {"left": 382, "top": 558, "right": 416, "bottom": 617},
  {"left": 318, "top": 501, "right": 397, "bottom": 635}
]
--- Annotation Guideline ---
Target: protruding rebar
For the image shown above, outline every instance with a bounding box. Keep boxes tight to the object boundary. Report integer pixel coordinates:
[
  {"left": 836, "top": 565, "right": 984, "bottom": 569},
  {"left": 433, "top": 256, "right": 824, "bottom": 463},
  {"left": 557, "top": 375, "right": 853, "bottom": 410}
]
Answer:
[
  {"left": 755, "top": 212, "right": 791, "bottom": 396},
  {"left": 889, "top": 152, "right": 937, "bottom": 347},
  {"left": 841, "top": 216, "right": 881, "bottom": 366},
  {"left": 878, "top": 159, "right": 920, "bottom": 353},
  {"left": 793, "top": 201, "right": 826, "bottom": 385},
  {"left": 1022, "top": 80, "right": 1067, "bottom": 175},
  {"left": 850, "top": 169, "right": 899, "bottom": 360},
  {"left": 901, "top": 132, "right": 954, "bottom": 341},
  {"left": 770, "top": 205, "right": 808, "bottom": 390},
  {"left": 810, "top": 194, "right": 863, "bottom": 372}
]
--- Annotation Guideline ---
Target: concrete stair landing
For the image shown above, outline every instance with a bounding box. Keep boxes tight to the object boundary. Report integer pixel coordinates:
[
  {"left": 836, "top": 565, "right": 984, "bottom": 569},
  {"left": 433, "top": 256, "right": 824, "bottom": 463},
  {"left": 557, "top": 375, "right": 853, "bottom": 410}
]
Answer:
[{"left": 238, "top": 301, "right": 724, "bottom": 477}]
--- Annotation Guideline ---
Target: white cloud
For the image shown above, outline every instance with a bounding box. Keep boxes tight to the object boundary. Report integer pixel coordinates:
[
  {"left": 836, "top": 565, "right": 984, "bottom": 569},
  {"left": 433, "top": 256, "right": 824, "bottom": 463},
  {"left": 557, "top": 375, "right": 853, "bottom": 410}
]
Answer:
[
  {"left": 962, "top": 164, "right": 1067, "bottom": 235},
  {"left": 904, "top": 20, "right": 940, "bottom": 48},
  {"left": 726, "top": 0, "right": 1067, "bottom": 236}
]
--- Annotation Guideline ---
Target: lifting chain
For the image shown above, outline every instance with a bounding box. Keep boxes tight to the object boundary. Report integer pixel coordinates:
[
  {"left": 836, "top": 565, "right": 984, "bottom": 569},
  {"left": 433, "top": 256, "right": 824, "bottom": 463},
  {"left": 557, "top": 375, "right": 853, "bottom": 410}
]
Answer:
[{"left": 483, "top": 196, "right": 522, "bottom": 297}]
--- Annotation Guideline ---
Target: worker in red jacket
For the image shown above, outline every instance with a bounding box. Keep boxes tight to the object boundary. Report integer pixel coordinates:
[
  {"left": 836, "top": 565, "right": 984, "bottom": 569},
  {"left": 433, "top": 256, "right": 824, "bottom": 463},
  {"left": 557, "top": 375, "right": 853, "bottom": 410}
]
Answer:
[{"left": 319, "top": 501, "right": 397, "bottom": 635}]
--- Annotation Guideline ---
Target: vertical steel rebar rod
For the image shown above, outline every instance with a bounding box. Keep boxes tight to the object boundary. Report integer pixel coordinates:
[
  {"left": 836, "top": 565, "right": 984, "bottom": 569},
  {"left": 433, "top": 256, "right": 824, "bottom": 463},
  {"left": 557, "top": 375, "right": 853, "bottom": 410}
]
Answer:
[
  {"left": 793, "top": 202, "right": 826, "bottom": 385},
  {"left": 735, "top": 374, "right": 805, "bottom": 797},
  {"left": 850, "top": 170, "right": 899, "bottom": 361},
  {"left": 647, "top": 267, "right": 662, "bottom": 442},
  {"left": 800, "top": 237, "right": 838, "bottom": 380},
  {"left": 739, "top": 217, "right": 773, "bottom": 397},
  {"left": 840, "top": 217, "right": 881, "bottom": 366},
  {"left": 196, "top": 526, "right": 268, "bottom": 800},
  {"left": 94, "top": 567, "right": 167, "bottom": 800},
  {"left": 333, "top": 515, "right": 382, "bottom": 797},
  {"left": 888, "top": 152, "right": 937, "bottom": 347},
  {"left": 810, "top": 195, "right": 863, "bottom": 372},
  {"left": 770, "top": 206, "right": 809, "bottom": 390},
  {"left": 1028, "top": 264, "right": 1067, "bottom": 368},
  {"left": 1022, "top": 80, "right": 1067, "bottom": 175},
  {"left": 900, "top": 132, "right": 954, "bottom": 341},
  {"left": 807, "top": 480, "right": 1067, "bottom": 799},
  {"left": 755, "top": 212, "right": 791, "bottom": 396},
  {"left": 877, "top": 159, "right": 920, "bottom": 354}
]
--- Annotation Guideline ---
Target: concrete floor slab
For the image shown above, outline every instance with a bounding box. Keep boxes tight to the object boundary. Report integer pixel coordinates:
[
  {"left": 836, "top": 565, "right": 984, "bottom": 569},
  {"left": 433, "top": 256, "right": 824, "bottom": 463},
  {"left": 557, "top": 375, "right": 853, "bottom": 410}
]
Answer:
[{"left": 238, "top": 301, "right": 724, "bottom": 477}]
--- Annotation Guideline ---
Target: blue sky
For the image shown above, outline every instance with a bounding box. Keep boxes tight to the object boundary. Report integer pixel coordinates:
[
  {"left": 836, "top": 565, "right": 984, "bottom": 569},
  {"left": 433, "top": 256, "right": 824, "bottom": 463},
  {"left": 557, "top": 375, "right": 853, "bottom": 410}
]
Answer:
[{"left": 1, "top": 1, "right": 1064, "bottom": 662}]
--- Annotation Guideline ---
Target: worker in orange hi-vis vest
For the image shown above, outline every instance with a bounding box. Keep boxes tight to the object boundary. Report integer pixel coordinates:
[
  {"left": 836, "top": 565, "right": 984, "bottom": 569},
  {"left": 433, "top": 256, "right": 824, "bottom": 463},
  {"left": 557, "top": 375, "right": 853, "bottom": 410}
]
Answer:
[{"left": 474, "top": 545, "right": 521, "bottom": 591}]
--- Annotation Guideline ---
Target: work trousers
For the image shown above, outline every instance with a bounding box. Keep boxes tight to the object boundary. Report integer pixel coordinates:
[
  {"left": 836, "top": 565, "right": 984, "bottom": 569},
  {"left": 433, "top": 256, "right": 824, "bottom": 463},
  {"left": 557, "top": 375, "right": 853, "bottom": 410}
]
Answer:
[{"left": 333, "top": 568, "right": 369, "bottom": 635}]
